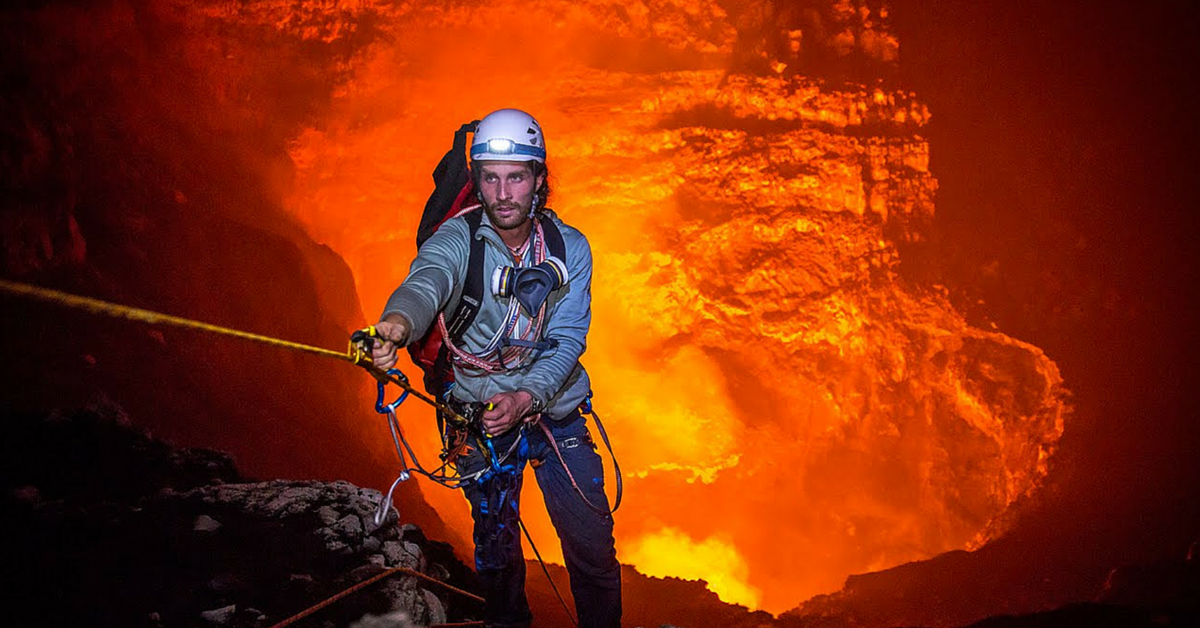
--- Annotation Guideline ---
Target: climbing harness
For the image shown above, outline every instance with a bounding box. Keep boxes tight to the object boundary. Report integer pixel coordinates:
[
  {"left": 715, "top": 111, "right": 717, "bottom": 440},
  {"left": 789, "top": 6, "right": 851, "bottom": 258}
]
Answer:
[{"left": 372, "top": 378, "right": 580, "bottom": 627}]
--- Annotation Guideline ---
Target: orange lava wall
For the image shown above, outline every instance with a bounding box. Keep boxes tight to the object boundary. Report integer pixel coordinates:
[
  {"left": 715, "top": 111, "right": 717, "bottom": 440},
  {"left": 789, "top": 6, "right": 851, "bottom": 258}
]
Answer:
[{"left": 273, "top": 0, "right": 1068, "bottom": 612}]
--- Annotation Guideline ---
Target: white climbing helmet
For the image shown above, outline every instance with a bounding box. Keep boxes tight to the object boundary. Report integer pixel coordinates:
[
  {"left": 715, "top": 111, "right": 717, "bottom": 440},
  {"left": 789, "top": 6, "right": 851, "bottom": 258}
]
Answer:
[{"left": 470, "top": 108, "right": 546, "bottom": 163}]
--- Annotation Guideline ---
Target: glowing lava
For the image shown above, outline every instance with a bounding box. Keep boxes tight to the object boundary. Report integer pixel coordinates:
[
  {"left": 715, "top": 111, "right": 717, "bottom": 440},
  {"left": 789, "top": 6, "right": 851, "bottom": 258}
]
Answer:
[
  {"left": 625, "top": 527, "right": 763, "bottom": 608},
  {"left": 263, "top": 0, "right": 1068, "bottom": 613}
]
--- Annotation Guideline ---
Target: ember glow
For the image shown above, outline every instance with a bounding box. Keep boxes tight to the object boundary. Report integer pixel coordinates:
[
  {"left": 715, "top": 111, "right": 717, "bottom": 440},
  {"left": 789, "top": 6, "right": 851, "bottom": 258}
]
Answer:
[
  {"left": 269, "top": 0, "right": 1067, "bottom": 613},
  {"left": 625, "top": 527, "right": 763, "bottom": 608}
]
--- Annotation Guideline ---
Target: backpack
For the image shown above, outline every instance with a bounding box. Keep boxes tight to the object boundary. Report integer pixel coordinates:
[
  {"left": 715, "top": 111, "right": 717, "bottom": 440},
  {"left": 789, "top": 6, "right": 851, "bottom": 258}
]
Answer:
[{"left": 408, "top": 121, "right": 566, "bottom": 400}]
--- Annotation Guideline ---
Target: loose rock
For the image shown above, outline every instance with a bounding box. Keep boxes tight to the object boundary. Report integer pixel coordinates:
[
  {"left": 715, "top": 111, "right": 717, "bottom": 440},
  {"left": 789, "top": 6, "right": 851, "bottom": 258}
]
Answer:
[
  {"left": 200, "top": 604, "right": 236, "bottom": 625},
  {"left": 194, "top": 514, "right": 222, "bottom": 533}
]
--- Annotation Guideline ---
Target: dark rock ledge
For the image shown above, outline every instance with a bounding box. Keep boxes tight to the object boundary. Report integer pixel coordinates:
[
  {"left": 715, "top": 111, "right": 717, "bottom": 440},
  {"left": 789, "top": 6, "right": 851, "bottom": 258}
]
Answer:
[{"left": 2, "top": 402, "right": 478, "bottom": 628}]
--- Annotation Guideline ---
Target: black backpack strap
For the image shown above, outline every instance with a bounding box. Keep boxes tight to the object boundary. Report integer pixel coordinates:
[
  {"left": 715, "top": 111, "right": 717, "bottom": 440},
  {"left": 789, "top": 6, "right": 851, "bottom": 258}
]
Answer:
[
  {"left": 441, "top": 209, "right": 486, "bottom": 342},
  {"left": 540, "top": 213, "right": 567, "bottom": 261}
]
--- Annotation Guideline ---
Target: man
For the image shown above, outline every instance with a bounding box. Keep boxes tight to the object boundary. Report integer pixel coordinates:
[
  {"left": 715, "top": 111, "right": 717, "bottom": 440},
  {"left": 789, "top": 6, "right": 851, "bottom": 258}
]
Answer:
[{"left": 370, "top": 108, "right": 621, "bottom": 628}]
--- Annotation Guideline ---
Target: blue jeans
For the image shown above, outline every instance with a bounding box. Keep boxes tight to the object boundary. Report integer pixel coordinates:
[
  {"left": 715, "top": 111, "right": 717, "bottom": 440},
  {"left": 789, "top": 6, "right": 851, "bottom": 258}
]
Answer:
[{"left": 459, "top": 409, "right": 621, "bottom": 628}]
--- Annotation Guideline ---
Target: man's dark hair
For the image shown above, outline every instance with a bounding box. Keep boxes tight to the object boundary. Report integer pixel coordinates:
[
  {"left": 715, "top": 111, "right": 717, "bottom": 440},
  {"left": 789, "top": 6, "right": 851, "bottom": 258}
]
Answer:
[{"left": 530, "top": 161, "right": 551, "bottom": 212}]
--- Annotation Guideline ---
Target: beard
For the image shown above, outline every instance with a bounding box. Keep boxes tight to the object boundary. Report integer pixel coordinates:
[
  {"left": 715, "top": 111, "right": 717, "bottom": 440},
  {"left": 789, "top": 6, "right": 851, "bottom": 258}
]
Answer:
[{"left": 483, "top": 198, "right": 533, "bottom": 231}]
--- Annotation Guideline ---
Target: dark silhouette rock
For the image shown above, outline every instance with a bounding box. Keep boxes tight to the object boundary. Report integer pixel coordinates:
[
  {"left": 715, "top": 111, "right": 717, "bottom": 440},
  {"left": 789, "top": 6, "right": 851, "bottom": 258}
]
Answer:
[{"left": 1, "top": 405, "right": 476, "bottom": 628}]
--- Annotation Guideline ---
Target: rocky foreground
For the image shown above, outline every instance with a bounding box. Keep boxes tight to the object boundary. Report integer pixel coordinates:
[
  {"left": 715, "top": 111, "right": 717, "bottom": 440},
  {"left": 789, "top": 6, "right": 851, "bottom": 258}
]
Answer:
[
  {"left": 2, "top": 403, "right": 476, "bottom": 628},
  {"left": 4, "top": 402, "right": 1197, "bottom": 628}
]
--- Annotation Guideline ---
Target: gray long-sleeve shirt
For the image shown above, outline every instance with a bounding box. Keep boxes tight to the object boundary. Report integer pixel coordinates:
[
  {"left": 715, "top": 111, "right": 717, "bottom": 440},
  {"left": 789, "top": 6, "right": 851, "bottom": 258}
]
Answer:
[{"left": 382, "top": 209, "right": 591, "bottom": 420}]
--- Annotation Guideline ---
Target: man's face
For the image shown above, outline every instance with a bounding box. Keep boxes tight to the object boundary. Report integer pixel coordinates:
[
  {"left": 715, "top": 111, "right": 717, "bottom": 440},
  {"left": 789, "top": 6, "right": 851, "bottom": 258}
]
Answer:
[{"left": 476, "top": 161, "right": 544, "bottom": 231}]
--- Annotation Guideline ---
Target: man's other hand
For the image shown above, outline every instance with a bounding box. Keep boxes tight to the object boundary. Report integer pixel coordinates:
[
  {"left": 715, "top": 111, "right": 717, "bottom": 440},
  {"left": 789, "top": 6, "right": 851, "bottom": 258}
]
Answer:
[
  {"left": 482, "top": 390, "right": 535, "bottom": 436},
  {"left": 371, "top": 316, "right": 411, "bottom": 370}
]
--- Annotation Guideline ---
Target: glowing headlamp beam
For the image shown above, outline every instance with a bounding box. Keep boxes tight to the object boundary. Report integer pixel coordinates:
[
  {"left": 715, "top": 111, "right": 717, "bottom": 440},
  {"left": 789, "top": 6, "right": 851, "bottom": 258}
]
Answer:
[{"left": 487, "top": 138, "right": 515, "bottom": 154}]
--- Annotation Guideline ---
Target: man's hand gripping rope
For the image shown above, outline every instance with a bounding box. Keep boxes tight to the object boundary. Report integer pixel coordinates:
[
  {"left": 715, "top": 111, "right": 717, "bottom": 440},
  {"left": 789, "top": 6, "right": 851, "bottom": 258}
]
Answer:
[{"left": 365, "top": 314, "right": 412, "bottom": 370}]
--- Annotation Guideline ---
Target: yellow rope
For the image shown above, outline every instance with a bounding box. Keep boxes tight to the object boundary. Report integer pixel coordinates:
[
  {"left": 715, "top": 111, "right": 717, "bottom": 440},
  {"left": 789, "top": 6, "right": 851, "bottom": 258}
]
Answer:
[
  {"left": 0, "top": 278, "right": 466, "bottom": 423},
  {"left": 0, "top": 278, "right": 354, "bottom": 360}
]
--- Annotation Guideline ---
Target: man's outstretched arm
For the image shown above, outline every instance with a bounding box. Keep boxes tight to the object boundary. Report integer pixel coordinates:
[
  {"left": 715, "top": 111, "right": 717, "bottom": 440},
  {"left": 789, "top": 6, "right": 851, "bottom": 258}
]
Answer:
[{"left": 371, "top": 222, "right": 468, "bottom": 369}]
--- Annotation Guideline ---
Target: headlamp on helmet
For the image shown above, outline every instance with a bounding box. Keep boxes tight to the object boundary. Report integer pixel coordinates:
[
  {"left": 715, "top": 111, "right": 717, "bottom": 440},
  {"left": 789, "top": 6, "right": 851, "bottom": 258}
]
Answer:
[
  {"left": 471, "top": 108, "right": 547, "bottom": 163},
  {"left": 487, "top": 138, "right": 515, "bottom": 154}
]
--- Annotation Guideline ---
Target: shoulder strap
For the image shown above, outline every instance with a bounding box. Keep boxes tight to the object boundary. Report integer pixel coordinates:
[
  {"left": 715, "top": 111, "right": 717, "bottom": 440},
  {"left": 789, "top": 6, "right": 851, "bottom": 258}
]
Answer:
[
  {"left": 540, "top": 213, "right": 567, "bottom": 261},
  {"left": 442, "top": 210, "right": 485, "bottom": 341}
]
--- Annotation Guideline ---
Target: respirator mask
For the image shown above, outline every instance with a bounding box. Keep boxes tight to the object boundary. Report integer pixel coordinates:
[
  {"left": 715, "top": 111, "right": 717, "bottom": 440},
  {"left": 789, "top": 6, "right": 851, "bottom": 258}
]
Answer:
[{"left": 492, "top": 257, "right": 569, "bottom": 316}]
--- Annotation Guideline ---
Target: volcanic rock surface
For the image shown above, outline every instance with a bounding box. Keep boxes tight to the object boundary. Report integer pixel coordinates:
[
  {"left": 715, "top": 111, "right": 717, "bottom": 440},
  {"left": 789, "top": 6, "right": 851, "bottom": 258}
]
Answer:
[{"left": 2, "top": 404, "right": 472, "bottom": 628}]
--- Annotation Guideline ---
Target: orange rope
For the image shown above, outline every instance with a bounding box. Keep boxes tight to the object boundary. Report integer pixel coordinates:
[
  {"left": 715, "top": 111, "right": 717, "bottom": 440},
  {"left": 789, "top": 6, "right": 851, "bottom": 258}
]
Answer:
[{"left": 266, "top": 566, "right": 483, "bottom": 628}]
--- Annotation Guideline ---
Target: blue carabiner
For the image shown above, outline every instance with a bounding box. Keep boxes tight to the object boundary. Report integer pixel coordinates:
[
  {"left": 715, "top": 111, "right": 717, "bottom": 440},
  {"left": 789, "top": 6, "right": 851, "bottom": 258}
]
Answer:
[
  {"left": 484, "top": 435, "right": 502, "bottom": 473},
  {"left": 480, "top": 428, "right": 530, "bottom": 485},
  {"left": 375, "top": 368, "right": 410, "bottom": 414}
]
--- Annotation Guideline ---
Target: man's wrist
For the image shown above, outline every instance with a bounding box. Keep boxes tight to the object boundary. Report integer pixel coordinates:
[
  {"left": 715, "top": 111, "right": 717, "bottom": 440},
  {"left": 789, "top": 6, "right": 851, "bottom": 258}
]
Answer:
[
  {"left": 379, "top": 312, "right": 413, "bottom": 344},
  {"left": 380, "top": 311, "right": 410, "bottom": 327},
  {"left": 517, "top": 388, "right": 544, "bottom": 417}
]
